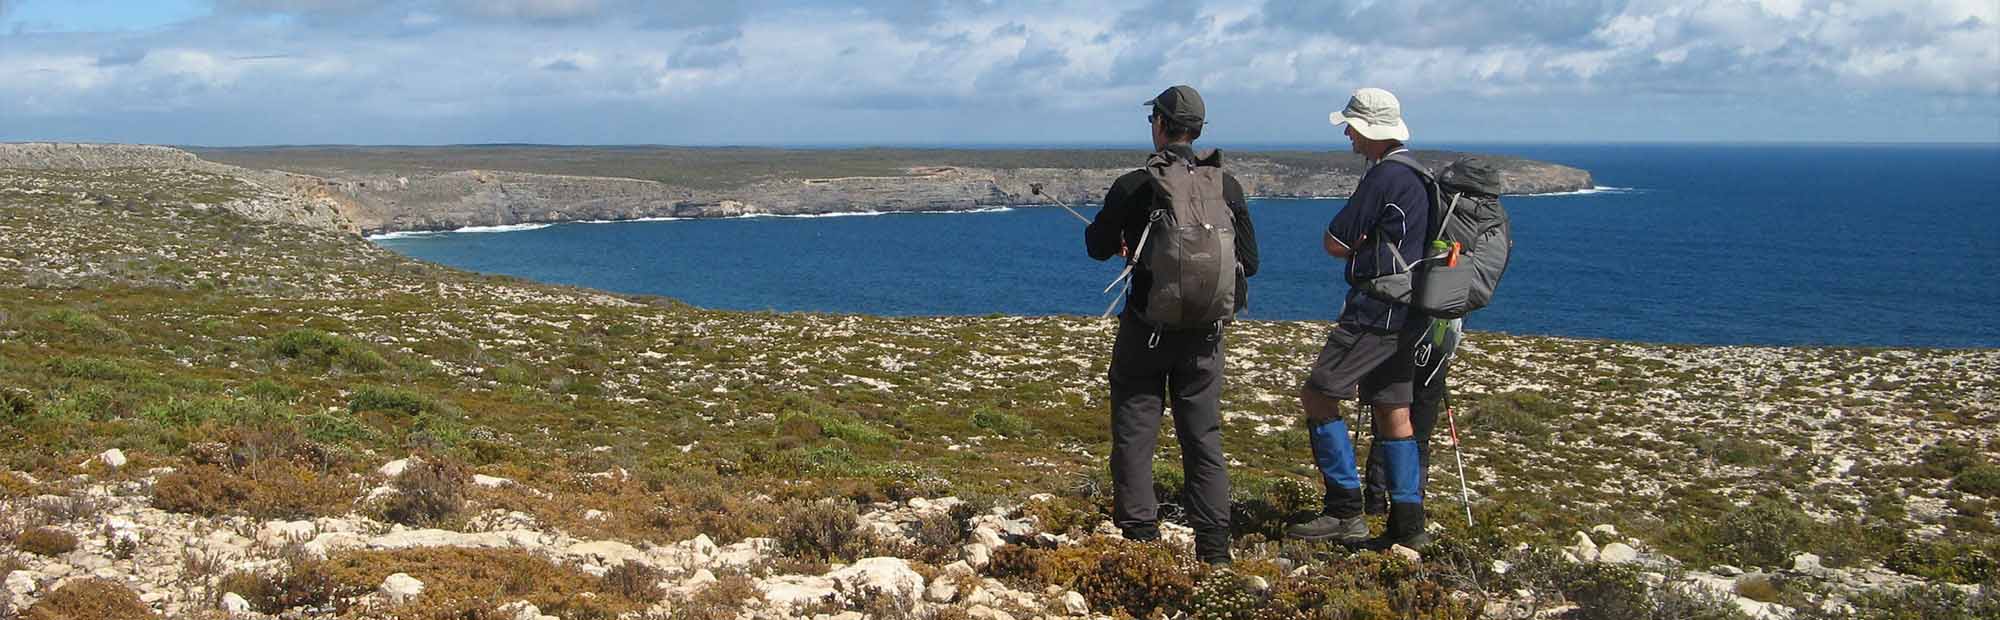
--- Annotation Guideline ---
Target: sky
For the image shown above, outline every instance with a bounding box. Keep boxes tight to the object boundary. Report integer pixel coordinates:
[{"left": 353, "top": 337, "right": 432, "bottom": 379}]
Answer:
[{"left": 1, "top": 0, "right": 1996, "bottom": 146}]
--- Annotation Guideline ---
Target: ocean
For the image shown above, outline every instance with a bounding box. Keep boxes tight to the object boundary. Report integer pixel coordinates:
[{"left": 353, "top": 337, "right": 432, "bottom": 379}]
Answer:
[{"left": 371, "top": 144, "right": 2000, "bottom": 348}]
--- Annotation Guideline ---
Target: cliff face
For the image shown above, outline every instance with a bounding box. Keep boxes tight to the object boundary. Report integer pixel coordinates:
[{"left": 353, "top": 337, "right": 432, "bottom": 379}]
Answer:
[
  {"left": 2, "top": 144, "right": 1594, "bottom": 235},
  {"left": 0, "top": 143, "right": 364, "bottom": 234},
  {"left": 325, "top": 155, "right": 1590, "bottom": 235}
]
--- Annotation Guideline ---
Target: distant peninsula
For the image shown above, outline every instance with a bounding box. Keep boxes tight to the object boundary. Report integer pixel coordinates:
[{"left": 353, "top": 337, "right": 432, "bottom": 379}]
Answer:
[{"left": 2, "top": 143, "right": 1594, "bottom": 236}]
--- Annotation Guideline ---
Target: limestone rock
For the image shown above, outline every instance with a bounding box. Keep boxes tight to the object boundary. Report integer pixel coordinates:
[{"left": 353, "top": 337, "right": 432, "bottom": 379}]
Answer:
[
  {"left": 963, "top": 542, "right": 992, "bottom": 569},
  {"left": 472, "top": 474, "right": 514, "bottom": 488},
  {"left": 756, "top": 574, "right": 837, "bottom": 607},
  {"left": 1792, "top": 553, "right": 1823, "bottom": 574},
  {"left": 1063, "top": 590, "right": 1089, "bottom": 615},
  {"left": 1598, "top": 542, "right": 1639, "bottom": 564},
  {"left": 378, "top": 458, "right": 413, "bottom": 478},
  {"left": 925, "top": 576, "right": 959, "bottom": 603},
  {"left": 220, "top": 592, "right": 253, "bottom": 614},
  {"left": 1390, "top": 544, "right": 1422, "bottom": 563},
  {"left": 91, "top": 449, "right": 128, "bottom": 469},
  {"left": 1571, "top": 532, "right": 1600, "bottom": 562},
  {"left": 828, "top": 557, "right": 925, "bottom": 608},
  {"left": 380, "top": 572, "right": 425, "bottom": 603},
  {"left": 967, "top": 604, "right": 1016, "bottom": 620}
]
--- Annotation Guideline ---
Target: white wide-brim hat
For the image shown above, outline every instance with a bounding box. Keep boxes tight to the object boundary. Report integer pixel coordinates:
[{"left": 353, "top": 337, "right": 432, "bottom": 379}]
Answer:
[{"left": 1329, "top": 87, "right": 1410, "bottom": 142}]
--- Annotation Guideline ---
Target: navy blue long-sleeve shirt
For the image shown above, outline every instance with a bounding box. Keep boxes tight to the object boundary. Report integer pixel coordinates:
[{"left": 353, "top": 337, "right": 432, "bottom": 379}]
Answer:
[{"left": 1327, "top": 150, "right": 1430, "bottom": 331}]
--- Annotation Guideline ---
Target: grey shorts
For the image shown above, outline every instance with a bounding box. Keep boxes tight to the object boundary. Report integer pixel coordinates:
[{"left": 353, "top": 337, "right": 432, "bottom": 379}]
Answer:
[{"left": 1304, "top": 323, "right": 1416, "bottom": 406}]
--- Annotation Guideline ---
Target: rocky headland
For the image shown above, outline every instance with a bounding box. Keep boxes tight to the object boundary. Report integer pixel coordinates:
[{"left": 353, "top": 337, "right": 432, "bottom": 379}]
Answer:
[
  {"left": 183, "top": 145, "right": 1594, "bottom": 236},
  {"left": 1, "top": 148, "right": 1994, "bottom": 620}
]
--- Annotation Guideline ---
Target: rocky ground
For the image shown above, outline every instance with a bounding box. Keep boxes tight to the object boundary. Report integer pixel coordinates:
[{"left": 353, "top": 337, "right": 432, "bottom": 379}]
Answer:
[{"left": 0, "top": 162, "right": 1994, "bottom": 619}]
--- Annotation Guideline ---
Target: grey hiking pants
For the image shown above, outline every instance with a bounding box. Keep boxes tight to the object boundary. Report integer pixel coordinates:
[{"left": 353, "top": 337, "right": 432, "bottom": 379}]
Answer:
[{"left": 1107, "top": 315, "right": 1231, "bottom": 538}]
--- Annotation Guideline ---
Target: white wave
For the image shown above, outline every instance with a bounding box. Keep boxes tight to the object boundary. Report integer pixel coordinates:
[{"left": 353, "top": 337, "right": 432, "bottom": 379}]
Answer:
[
  {"left": 1522, "top": 186, "right": 1640, "bottom": 197},
  {"left": 367, "top": 222, "right": 554, "bottom": 240},
  {"left": 738, "top": 206, "right": 1016, "bottom": 219}
]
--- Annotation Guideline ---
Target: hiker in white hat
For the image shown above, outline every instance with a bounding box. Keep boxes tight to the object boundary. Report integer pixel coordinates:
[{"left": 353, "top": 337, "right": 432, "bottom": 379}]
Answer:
[{"left": 1289, "top": 87, "right": 1436, "bottom": 551}]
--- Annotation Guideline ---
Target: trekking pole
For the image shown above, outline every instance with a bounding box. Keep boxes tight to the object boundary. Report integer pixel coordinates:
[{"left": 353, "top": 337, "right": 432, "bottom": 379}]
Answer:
[
  {"left": 1446, "top": 407, "right": 1474, "bottom": 527},
  {"left": 1029, "top": 183, "right": 1092, "bottom": 225}
]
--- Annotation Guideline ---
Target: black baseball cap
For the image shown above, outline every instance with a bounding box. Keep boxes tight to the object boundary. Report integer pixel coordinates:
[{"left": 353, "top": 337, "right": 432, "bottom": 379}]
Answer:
[{"left": 1144, "top": 85, "right": 1206, "bottom": 126}]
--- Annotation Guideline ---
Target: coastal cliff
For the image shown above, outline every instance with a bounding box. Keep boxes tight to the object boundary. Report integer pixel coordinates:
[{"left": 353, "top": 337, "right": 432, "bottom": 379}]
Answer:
[
  {"left": 188, "top": 146, "right": 1593, "bottom": 235},
  {"left": 0, "top": 143, "right": 1592, "bottom": 236}
]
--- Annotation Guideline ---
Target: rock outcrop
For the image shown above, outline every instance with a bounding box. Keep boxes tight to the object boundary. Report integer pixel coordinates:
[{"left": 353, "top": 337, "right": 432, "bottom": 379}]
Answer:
[{"left": 3, "top": 143, "right": 1594, "bottom": 236}]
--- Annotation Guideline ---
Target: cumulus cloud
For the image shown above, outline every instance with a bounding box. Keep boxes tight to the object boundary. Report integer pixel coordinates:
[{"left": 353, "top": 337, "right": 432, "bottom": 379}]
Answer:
[{"left": 0, "top": 0, "right": 1992, "bottom": 144}]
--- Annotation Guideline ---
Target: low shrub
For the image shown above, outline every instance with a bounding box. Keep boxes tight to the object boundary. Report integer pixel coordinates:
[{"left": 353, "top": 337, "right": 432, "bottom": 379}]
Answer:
[
  {"left": 16, "top": 527, "right": 78, "bottom": 556},
  {"left": 1708, "top": 498, "right": 1814, "bottom": 568},
  {"left": 21, "top": 577, "right": 154, "bottom": 620},
  {"left": 1189, "top": 570, "right": 1268, "bottom": 620},
  {"left": 0, "top": 388, "right": 33, "bottom": 421},
  {"left": 987, "top": 536, "right": 1194, "bottom": 615},
  {"left": 1917, "top": 439, "right": 1985, "bottom": 478},
  {"left": 312, "top": 548, "right": 651, "bottom": 619},
  {"left": 151, "top": 460, "right": 352, "bottom": 520},
  {"left": 347, "top": 385, "right": 442, "bottom": 417},
  {"left": 773, "top": 499, "right": 871, "bottom": 565},
  {"left": 266, "top": 329, "right": 388, "bottom": 373},
  {"left": 971, "top": 408, "right": 1031, "bottom": 437},
  {"left": 1462, "top": 391, "right": 1555, "bottom": 437},
  {"left": 602, "top": 561, "right": 666, "bottom": 603},
  {"left": 1885, "top": 539, "right": 1997, "bottom": 584},
  {"left": 35, "top": 309, "right": 130, "bottom": 344},
  {"left": 1796, "top": 584, "right": 2000, "bottom": 620},
  {"left": 669, "top": 574, "right": 763, "bottom": 620},
  {"left": 1953, "top": 464, "right": 2000, "bottom": 498},
  {"left": 383, "top": 457, "right": 469, "bottom": 527}
]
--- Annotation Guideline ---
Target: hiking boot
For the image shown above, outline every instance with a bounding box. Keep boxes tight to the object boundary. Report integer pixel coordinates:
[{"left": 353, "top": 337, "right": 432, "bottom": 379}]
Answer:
[
  {"left": 1285, "top": 514, "right": 1369, "bottom": 542},
  {"left": 1121, "top": 525, "right": 1160, "bottom": 542},
  {"left": 1195, "top": 529, "right": 1232, "bottom": 566},
  {"left": 1365, "top": 502, "right": 1429, "bottom": 550}
]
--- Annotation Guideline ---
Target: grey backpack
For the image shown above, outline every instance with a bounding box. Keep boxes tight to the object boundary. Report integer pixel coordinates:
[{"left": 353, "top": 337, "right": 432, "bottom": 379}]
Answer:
[
  {"left": 1365, "top": 154, "right": 1513, "bottom": 318},
  {"left": 1135, "top": 149, "right": 1237, "bottom": 330}
]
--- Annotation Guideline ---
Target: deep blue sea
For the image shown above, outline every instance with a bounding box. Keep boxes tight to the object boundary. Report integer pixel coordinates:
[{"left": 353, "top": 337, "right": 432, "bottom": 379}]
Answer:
[{"left": 372, "top": 144, "right": 2000, "bottom": 348}]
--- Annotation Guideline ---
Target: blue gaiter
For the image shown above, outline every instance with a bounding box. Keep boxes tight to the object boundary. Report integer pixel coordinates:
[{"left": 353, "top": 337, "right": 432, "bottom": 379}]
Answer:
[
  {"left": 1309, "top": 419, "right": 1361, "bottom": 491},
  {"left": 1382, "top": 437, "right": 1423, "bottom": 504}
]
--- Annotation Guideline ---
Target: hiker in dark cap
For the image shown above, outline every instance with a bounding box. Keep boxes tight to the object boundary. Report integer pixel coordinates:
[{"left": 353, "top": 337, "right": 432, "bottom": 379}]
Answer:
[{"left": 1085, "top": 84, "right": 1259, "bottom": 565}]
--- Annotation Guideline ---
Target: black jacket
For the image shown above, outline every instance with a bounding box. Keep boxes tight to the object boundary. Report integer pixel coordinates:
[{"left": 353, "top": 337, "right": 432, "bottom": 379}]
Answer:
[{"left": 1084, "top": 144, "right": 1260, "bottom": 319}]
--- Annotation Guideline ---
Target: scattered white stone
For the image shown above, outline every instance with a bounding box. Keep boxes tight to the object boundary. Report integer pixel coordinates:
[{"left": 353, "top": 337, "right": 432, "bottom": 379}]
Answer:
[
  {"left": 1599, "top": 542, "right": 1639, "bottom": 564},
  {"left": 971, "top": 526, "right": 1005, "bottom": 548},
  {"left": 1713, "top": 565, "right": 1745, "bottom": 577},
  {"left": 472, "top": 474, "right": 513, "bottom": 488},
  {"left": 6, "top": 571, "right": 38, "bottom": 596},
  {"left": 91, "top": 449, "right": 128, "bottom": 469},
  {"left": 691, "top": 534, "right": 718, "bottom": 557},
  {"left": 378, "top": 458, "right": 412, "bottom": 478},
  {"left": 1390, "top": 544, "right": 1422, "bottom": 562},
  {"left": 379, "top": 573, "right": 425, "bottom": 604},
  {"left": 583, "top": 509, "right": 609, "bottom": 522},
  {"left": 967, "top": 604, "right": 1015, "bottom": 620},
  {"left": 1491, "top": 560, "right": 1513, "bottom": 575},
  {"left": 1792, "top": 553, "right": 1823, "bottom": 574},
  {"left": 962, "top": 542, "right": 992, "bottom": 569},
  {"left": 756, "top": 574, "right": 837, "bottom": 606},
  {"left": 1571, "top": 532, "right": 1600, "bottom": 562},
  {"left": 828, "top": 557, "right": 925, "bottom": 608},
  {"left": 925, "top": 576, "right": 959, "bottom": 603},
  {"left": 498, "top": 600, "right": 550, "bottom": 620},
  {"left": 1591, "top": 524, "right": 1619, "bottom": 538},
  {"left": 220, "top": 592, "right": 253, "bottom": 614},
  {"left": 1063, "top": 590, "right": 1089, "bottom": 615}
]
